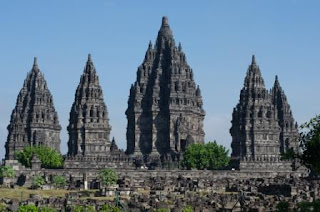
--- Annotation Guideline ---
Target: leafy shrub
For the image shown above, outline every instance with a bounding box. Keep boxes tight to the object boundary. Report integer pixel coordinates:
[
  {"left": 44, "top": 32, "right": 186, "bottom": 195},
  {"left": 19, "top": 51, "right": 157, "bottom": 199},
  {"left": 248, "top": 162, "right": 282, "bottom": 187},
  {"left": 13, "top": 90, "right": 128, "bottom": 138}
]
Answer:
[
  {"left": 182, "top": 206, "right": 194, "bottom": 212},
  {"left": 99, "top": 169, "right": 118, "bottom": 186},
  {"left": 152, "top": 209, "right": 169, "bottom": 212},
  {"left": 32, "top": 175, "right": 45, "bottom": 188},
  {"left": 0, "top": 165, "right": 15, "bottom": 178},
  {"left": 100, "top": 205, "right": 122, "bottom": 212},
  {"left": 0, "top": 204, "right": 8, "bottom": 212},
  {"left": 72, "top": 205, "right": 95, "bottom": 212},
  {"left": 18, "top": 205, "right": 38, "bottom": 212},
  {"left": 39, "top": 207, "right": 57, "bottom": 212},
  {"left": 183, "top": 141, "right": 229, "bottom": 170},
  {"left": 52, "top": 175, "right": 66, "bottom": 188},
  {"left": 15, "top": 145, "right": 63, "bottom": 169}
]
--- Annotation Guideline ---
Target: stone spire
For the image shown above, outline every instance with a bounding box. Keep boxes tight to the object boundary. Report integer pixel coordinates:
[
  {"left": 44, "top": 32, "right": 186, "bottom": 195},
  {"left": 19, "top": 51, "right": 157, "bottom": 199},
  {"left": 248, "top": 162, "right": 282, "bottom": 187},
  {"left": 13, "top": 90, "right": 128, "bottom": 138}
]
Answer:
[
  {"left": 5, "top": 58, "right": 61, "bottom": 159},
  {"left": 126, "top": 17, "right": 205, "bottom": 156},
  {"left": 271, "top": 75, "right": 299, "bottom": 153},
  {"left": 230, "top": 55, "right": 280, "bottom": 160},
  {"left": 67, "top": 54, "right": 111, "bottom": 157}
]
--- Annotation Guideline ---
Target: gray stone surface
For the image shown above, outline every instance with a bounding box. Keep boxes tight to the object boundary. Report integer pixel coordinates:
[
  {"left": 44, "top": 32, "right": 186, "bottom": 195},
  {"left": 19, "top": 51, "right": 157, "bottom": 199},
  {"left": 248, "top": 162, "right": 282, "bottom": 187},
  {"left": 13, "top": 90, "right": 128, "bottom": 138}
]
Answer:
[
  {"left": 230, "top": 56, "right": 299, "bottom": 170},
  {"left": 126, "top": 17, "right": 205, "bottom": 156},
  {"left": 5, "top": 57, "right": 61, "bottom": 159},
  {"left": 67, "top": 54, "right": 112, "bottom": 157}
]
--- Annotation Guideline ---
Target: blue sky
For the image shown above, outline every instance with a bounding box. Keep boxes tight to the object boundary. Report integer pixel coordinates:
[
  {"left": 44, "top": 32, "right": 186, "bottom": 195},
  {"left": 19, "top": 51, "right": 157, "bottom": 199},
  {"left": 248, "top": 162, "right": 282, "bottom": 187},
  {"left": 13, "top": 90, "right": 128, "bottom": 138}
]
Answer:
[{"left": 0, "top": 0, "right": 319, "bottom": 159}]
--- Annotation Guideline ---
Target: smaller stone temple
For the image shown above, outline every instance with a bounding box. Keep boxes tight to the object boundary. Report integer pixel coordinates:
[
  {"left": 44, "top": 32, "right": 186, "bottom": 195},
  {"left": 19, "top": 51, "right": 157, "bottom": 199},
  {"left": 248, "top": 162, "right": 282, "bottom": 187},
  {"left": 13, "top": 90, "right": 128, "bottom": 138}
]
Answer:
[
  {"left": 67, "top": 54, "right": 112, "bottom": 157},
  {"left": 5, "top": 58, "right": 61, "bottom": 159},
  {"left": 230, "top": 55, "right": 299, "bottom": 170},
  {"left": 64, "top": 54, "right": 131, "bottom": 169},
  {"left": 126, "top": 17, "right": 205, "bottom": 157}
]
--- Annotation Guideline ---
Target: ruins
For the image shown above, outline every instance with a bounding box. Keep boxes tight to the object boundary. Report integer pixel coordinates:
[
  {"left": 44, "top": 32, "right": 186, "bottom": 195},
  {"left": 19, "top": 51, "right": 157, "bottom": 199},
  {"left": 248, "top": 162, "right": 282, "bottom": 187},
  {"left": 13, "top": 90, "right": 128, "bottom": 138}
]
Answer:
[{"left": 0, "top": 16, "right": 313, "bottom": 211}]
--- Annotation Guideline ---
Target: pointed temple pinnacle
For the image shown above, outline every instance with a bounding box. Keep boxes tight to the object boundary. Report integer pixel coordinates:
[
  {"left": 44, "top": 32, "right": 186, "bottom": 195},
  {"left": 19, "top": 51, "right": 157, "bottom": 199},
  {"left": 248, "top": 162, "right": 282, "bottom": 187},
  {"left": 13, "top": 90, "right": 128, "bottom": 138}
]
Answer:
[
  {"left": 33, "top": 57, "right": 38, "bottom": 66},
  {"left": 178, "top": 42, "right": 182, "bottom": 51},
  {"left": 162, "top": 16, "right": 169, "bottom": 27},
  {"left": 32, "top": 57, "right": 39, "bottom": 72},
  {"left": 252, "top": 55, "right": 256, "bottom": 65},
  {"left": 275, "top": 75, "right": 279, "bottom": 82},
  {"left": 88, "top": 54, "right": 92, "bottom": 62},
  {"left": 148, "top": 40, "right": 152, "bottom": 48}
]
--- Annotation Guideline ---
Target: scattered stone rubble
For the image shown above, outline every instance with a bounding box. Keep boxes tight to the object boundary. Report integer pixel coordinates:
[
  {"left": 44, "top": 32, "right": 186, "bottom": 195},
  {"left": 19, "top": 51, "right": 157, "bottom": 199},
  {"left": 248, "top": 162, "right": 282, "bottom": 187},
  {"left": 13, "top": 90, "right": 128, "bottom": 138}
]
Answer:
[{"left": 0, "top": 171, "right": 319, "bottom": 211}]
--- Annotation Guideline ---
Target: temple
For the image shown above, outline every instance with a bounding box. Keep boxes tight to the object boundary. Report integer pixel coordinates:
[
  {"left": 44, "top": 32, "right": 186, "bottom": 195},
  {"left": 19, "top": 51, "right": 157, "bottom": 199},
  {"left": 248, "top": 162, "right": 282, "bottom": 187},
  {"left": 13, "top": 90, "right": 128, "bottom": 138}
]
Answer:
[
  {"left": 3, "top": 17, "right": 301, "bottom": 172},
  {"left": 126, "top": 17, "right": 205, "bottom": 156},
  {"left": 5, "top": 58, "right": 61, "bottom": 159},
  {"left": 230, "top": 56, "right": 299, "bottom": 170},
  {"left": 67, "top": 54, "right": 112, "bottom": 157},
  {"left": 64, "top": 55, "right": 129, "bottom": 169}
]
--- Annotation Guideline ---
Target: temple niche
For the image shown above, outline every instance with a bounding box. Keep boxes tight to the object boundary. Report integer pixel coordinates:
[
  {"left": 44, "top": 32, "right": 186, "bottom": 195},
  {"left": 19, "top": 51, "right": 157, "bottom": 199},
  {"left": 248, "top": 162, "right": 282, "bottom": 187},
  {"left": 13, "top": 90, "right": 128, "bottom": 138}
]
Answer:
[{"left": 126, "top": 17, "right": 205, "bottom": 156}]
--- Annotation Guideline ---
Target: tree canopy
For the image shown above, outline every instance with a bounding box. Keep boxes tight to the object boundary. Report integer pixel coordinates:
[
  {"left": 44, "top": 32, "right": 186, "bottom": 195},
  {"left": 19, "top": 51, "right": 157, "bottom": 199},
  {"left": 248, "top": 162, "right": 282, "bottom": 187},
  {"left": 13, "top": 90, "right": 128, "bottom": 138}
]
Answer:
[
  {"left": 15, "top": 145, "right": 63, "bottom": 169},
  {"left": 284, "top": 115, "right": 320, "bottom": 174},
  {"left": 183, "top": 141, "right": 229, "bottom": 170}
]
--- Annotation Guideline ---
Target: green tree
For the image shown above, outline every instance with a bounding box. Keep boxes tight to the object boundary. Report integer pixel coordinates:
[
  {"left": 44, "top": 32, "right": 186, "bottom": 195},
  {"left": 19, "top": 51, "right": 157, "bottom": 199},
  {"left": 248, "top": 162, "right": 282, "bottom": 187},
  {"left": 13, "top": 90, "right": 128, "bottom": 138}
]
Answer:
[
  {"left": 100, "top": 205, "right": 122, "bottom": 212},
  {"left": 206, "top": 142, "right": 230, "bottom": 169},
  {"left": 299, "top": 115, "right": 320, "bottom": 173},
  {"left": 99, "top": 169, "right": 118, "bottom": 186},
  {"left": 282, "top": 115, "right": 320, "bottom": 174},
  {"left": 32, "top": 175, "right": 45, "bottom": 189},
  {"left": 0, "top": 165, "right": 15, "bottom": 178},
  {"left": 15, "top": 145, "right": 63, "bottom": 169},
  {"left": 52, "top": 175, "right": 66, "bottom": 188},
  {"left": 183, "top": 142, "right": 229, "bottom": 170},
  {"left": 18, "top": 205, "right": 38, "bottom": 212}
]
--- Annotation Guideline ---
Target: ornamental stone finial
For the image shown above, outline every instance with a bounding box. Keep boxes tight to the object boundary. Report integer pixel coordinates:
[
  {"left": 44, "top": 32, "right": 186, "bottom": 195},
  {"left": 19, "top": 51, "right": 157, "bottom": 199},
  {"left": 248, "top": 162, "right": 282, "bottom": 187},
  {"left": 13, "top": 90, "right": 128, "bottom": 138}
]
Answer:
[
  {"left": 162, "top": 16, "right": 169, "bottom": 26},
  {"left": 252, "top": 55, "right": 256, "bottom": 65},
  {"left": 34, "top": 57, "right": 38, "bottom": 66}
]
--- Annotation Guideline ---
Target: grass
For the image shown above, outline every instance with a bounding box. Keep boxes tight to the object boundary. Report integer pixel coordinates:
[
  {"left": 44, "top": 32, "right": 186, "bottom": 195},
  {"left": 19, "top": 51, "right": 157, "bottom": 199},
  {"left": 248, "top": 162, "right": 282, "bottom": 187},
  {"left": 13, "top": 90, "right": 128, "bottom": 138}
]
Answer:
[
  {"left": 0, "top": 188, "right": 132, "bottom": 201},
  {"left": 0, "top": 187, "right": 71, "bottom": 200}
]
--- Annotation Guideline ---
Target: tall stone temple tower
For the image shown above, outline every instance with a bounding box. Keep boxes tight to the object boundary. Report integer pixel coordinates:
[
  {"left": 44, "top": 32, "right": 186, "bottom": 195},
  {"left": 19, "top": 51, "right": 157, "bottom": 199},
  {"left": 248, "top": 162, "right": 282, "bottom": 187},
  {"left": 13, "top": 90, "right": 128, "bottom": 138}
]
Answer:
[
  {"left": 230, "top": 55, "right": 298, "bottom": 170},
  {"left": 271, "top": 76, "right": 299, "bottom": 154},
  {"left": 5, "top": 58, "right": 61, "bottom": 160},
  {"left": 67, "top": 54, "right": 112, "bottom": 157},
  {"left": 126, "top": 17, "right": 205, "bottom": 156}
]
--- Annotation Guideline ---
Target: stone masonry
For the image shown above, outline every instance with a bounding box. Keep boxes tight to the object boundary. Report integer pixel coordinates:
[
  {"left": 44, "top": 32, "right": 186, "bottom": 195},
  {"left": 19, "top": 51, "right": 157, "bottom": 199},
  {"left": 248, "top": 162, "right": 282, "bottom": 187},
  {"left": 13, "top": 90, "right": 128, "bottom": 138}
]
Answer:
[
  {"left": 230, "top": 55, "right": 299, "bottom": 170},
  {"left": 5, "top": 57, "right": 61, "bottom": 159},
  {"left": 67, "top": 54, "right": 112, "bottom": 157},
  {"left": 126, "top": 17, "right": 205, "bottom": 156}
]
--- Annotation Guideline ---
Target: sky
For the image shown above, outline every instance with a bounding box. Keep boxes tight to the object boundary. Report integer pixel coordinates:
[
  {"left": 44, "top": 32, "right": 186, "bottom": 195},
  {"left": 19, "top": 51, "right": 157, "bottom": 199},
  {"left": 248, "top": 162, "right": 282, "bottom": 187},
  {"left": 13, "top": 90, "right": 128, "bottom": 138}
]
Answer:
[{"left": 0, "top": 0, "right": 319, "bottom": 159}]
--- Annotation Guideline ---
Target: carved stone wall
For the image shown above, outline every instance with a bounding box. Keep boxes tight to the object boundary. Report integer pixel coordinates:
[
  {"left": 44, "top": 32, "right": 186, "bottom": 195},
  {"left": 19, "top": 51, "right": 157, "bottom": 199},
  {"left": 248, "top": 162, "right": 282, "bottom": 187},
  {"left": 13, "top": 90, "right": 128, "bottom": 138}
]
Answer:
[
  {"left": 67, "top": 54, "right": 111, "bottom": 157},
  {"left": 5, "top": 58, "right": 61, "bottom": 159},
  {"left": 230, "top": 56, "right": 299, "bottom": 170},
  {"left": 126, "top": 17, "right": 205, "bottom": 156}
]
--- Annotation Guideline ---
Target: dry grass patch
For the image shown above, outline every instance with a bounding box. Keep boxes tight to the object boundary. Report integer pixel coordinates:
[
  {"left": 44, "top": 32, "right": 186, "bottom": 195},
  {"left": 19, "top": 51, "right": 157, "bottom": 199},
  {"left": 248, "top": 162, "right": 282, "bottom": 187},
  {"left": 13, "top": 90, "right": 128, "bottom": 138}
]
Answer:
[{"left": 0, "top": 187, "right": 70, "bottom": 200}]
